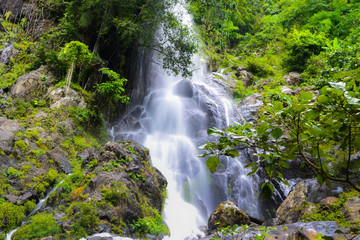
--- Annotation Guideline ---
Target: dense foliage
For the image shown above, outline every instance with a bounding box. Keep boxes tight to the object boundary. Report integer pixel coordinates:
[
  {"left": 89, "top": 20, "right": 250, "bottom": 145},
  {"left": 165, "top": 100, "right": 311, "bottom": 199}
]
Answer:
[{"left": 193, "top": 0, "right": 360, "bottom": 197}]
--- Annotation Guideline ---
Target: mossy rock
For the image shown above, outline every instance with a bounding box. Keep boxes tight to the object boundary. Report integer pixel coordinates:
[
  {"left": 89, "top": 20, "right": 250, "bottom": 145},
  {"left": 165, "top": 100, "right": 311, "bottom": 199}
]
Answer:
[{"left": 208, "top": 200, "right": 250, "bottom": 232}]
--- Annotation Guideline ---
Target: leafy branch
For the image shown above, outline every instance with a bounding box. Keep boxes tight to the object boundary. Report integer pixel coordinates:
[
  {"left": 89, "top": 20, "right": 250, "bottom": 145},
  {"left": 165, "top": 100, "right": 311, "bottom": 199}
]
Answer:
[{"left": 200, "top": 81, "right": 360, "bottom": 198}]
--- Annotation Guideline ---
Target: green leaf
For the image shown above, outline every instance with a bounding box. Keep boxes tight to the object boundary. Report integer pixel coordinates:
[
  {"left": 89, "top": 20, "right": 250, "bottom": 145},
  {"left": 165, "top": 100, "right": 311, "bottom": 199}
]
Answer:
[
  {"left": 318, "top": 95, "right": 329, "bottom": 105},
  {"left": 207, "top": 127, "right": 224, "bottom": 137},
  {"left": 206, "top": 156, "right": 220, "bottom": 173},
  {"left": 198, "top": 144, "right": 207, "bottom": 150},
  {"left": 278, "top": 161, "right": 290, "bottom": 169},
  {"left": 261, "top": 182, "right": 274, "bottom": 199},
  {"left": 271, "top": 127, "right": 283, "bottom": 139},
  {"left": 329, "top": 82, "right": 346, "bottom": 91},
  {"left": 273, "top": 101, "right": 284, "bottom": 113},
  {"left": 245, "top": 162, "right": 258, "bottom": 168},
  {"left": 298, "top": 91, "right": 313, "bottom": 102},
  {"left": 344, "top": 92, "right": 360, "bottom": 105},
  {"left": 257, "top": 122, "right": 270, "bottom": 135},
  {"left": 225, "top": 150, "right": 239, "bottom": 158},
  {"left": 305, "top": 109, "right": 320, "bottom": 120},
  {"left": 247, "top": 166, "right": 258, "bottom": 176}
]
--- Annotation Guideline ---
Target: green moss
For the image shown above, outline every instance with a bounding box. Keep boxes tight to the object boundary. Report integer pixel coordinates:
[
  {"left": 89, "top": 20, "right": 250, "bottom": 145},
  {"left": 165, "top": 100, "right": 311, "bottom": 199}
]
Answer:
[
  {"left": 0, "top": 201, "right": 26, "bottom": 233},
  {"left": 301, "top": 189, "right": 360, "bottom": 232},
  {"left": 23, "top": 129, "right": 40, "bottom": 141},
  {"left": 14, "top": 139, "right": 29, "bottom": 153},
  {"left": 12, "top": 212, "right": 60, "bottom": 240},
  {"left": 65, "top": 201, "right": 100, "bottom": 238},
  {"left": 131, "top": 215, "right": 169, "bottom": 237},
  {"left": 101, "top": 182, "right": 130, "bottom": 206}
]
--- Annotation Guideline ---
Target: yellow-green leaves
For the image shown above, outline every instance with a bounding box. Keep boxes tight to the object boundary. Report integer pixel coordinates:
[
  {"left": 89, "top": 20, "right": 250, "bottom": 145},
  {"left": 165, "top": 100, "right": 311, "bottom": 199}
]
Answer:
[{"left": 206, "top": 156, "right": 220, "bottom": 174}]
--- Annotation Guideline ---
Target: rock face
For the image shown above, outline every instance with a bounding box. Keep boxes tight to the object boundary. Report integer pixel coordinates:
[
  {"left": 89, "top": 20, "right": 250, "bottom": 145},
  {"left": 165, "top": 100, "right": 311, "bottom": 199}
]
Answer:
[
  {"left": 341, "top": 197, "right": 360, "bottom": 223},
  {"left": 237, "top": 93, "right": 263, "bottom": 123},
  {"left": 276, "top": 182, "right": 310, "bottom": 224},
  {"left": 49, "top": 141, "right": 168, "bottom": 237},
  {"left": 236, "top": 69, "right": 254, "bottom": 87},
  {"left": 208, "top": 201, "right": 250, "bottom": 232},
  {"left": 0, "top": 117, "right": 21, "bottom": 154},
  {"left": 10, "top": 66, "right": 54, "bottom": 101},
  {"left": 283, "top": 72, "right": 301, "bottom": 86},
  {"left": 47, "top": 87, "right": 87, "bottom": 109}
]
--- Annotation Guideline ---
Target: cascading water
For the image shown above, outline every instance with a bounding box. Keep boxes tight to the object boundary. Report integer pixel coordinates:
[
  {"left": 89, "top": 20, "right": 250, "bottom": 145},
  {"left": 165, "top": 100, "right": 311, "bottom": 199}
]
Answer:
[
  {"left": 5, "top": 175, "right": 71, "bottom": 240},
  {"left": 112, "top": 3, "right": 259, "bottom": 239}
]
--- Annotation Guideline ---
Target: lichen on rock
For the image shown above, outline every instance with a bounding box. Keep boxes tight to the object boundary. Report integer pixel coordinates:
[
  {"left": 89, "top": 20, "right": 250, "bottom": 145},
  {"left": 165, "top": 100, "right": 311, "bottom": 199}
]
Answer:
[{"left": 208, "top": 200, "right": 250, "bottom": 232}]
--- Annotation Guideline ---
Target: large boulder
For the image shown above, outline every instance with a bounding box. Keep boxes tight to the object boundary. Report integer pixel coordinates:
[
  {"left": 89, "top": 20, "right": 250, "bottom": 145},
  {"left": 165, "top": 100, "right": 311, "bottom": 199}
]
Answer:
[
  {"left": 236, "top": 68, "right": 254, "bottom": 87},
  {"left": 47, "top": 146, "right": 72, "bottom": 174},
  {"left": 47, "top": 87, "right": 86, "bottom": 109},
  {"left": 10, "top": 66, "right": 54, "bottom": 101},
  {"left": 49, "top": 141, "right": 168, "bottom": 237},
  {"left": 283, "top": 72, "right": 301, "bottom": 86},
  {"left": 0, "top": 117, "right": 21, "bottom": 153},
  {"left": 341, "top": 197, "right": 360, "bottom": 223},
  {"left": 276, "top": 182, "right": 313, "bottom": 224},
  {"left": 208, "top": 201, "right": 250, "bottom": 232}
]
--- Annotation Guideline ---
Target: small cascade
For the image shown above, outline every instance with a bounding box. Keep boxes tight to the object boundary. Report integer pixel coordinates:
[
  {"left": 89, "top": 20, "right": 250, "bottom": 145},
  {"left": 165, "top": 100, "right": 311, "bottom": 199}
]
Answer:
[
  {"left": 5, "top": 175, "right": 71, "bottom": 240},
  {"left": 112, "top": 2, "right": 260, "bottom": 239}
]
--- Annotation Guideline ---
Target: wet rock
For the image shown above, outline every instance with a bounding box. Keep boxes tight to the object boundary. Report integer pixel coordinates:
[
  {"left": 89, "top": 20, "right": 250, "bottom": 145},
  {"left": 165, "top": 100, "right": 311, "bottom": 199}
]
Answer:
[
  {"left": 173, "top": 80, "right": 194, "bottom": 97},
  {"left": 10, "top": 66, "right": 53, "bottom": 101},
  {"left": 263, "top": 218, "right": 280, "bottom": 226},
  {"left": 283, "top": 72, "right": 301, "bottom": 86},
  {"left": 47, "top": 87, "right": 86, "bottom": 109},
  {"left": 266, "top": 221, "right": 351, "bottom": 240},
  {"left": 276, "top": 182, "right": 309, "bottom": 224},
  {"left": 237, "top": 93, "right": 263, "bottom": 123},
  {"left": 208, "top": 201, "right": 250, "bottom": 232},
  {"left": 47, "top": 146, "right": 72, "bottom": 174},
  {"left": 19, "top": 190, "right": 37, "bottom": 204},
  {"left": 52, "top": 141, "right": 167, "bottom": 237},
  {"left": 341, "top": 197, "right": 360, "bottom": 223}
]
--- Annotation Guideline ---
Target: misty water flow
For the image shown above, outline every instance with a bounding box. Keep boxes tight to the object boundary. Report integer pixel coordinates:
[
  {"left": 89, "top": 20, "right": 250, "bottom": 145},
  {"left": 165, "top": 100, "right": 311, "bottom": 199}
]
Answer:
[{"left": 112, "top": 3, "right": 259, "bottom": 239}]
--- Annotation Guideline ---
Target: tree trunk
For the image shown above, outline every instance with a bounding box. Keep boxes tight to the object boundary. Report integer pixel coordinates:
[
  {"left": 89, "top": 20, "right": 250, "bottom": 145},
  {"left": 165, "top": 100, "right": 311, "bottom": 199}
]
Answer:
[{"left": 66, "top": 61, "right": 75, "bottom": 95}]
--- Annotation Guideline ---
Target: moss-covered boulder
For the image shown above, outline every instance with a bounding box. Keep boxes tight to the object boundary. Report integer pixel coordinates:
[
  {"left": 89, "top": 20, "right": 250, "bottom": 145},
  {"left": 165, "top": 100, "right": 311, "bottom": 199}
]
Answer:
[
  {"left": 341, "top": 197, "right": 360, "bottom": 223},
  {"left": 208, "top": 201, "right": 250, "bottom": 232},
  {"left": 46, "top": 141, "right": 168, "bottom": 239},
  {"left": 276, "top": 182, "right": 314, "bottom": 224},
  {"left": 10, "top": 66, "right": 54, "bottom": 101}
]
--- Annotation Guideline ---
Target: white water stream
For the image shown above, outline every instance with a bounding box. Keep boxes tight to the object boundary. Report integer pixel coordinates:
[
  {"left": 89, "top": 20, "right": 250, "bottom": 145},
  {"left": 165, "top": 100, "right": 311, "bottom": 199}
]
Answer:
[
  {"left": 112, "top": 3, "right": 259, "bottom": 240},
  {"left": 5, "top": 175, "right": 71, "bottom": 240}
]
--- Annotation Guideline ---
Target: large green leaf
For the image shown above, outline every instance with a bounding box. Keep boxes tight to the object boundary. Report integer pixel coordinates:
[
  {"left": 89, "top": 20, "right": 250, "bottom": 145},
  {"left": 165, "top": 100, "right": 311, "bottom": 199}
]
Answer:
[
  {"left": 271, "top": 127, "right": 283, "bottom": 139},
  {"left": 329, "top": 82, "right": 346, "bottom": 91},
  {"left": 298, "top": 91, "right": 313, "bottom": 102},
  {"left": 225, "top": 150, "right": 240, "bottom": 158},
  {"left": 207, "top": 127, "right": 224, "bottom": 137},
  {"left": 206, "top": 156, "right": 220, "bottom": 173}
]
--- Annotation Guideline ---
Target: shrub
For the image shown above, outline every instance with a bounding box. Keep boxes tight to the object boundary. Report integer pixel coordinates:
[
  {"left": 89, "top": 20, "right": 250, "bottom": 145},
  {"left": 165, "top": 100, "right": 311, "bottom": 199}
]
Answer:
[
  {"left": 12, "top": 212, "right": 60, "bottom": 240},
  {"left": 0, "top": 202, "right": 26, "bottom": 232}
]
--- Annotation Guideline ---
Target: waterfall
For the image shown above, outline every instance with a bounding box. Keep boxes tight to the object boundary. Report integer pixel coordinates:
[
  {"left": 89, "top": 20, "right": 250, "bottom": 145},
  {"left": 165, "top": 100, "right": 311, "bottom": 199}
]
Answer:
[
  {"left": 5, "top": 175, "right": 71, "bottom": 240},
  {"left": 112, "top": 3, "right": 259, "bottom": 239}
]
